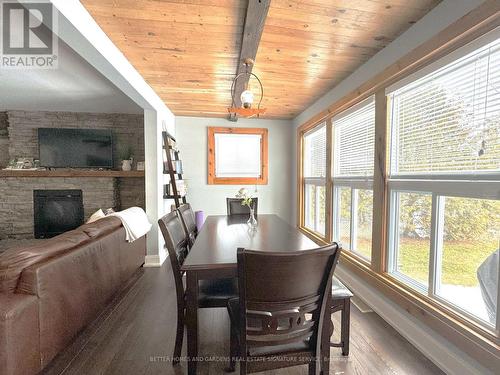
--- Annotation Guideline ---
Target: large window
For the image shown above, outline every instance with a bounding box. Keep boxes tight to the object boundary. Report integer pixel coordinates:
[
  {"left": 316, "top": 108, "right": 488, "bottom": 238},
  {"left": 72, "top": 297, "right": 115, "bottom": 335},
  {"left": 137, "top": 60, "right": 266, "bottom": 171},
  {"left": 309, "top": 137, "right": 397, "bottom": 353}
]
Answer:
[
  {"left": 303, "top": 124, "right": 326, "bottom": 235},
  {"left": 332, "top": 98, "right": 375, "bottom": 260},
  {"left": 387, "top": 35, "right": 500, "bottom": 329}
]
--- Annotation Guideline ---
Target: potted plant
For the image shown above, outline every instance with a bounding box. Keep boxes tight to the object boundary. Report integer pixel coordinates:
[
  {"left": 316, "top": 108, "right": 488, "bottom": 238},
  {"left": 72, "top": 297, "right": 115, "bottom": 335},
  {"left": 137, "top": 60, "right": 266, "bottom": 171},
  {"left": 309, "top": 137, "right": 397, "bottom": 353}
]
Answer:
[
  {"left": 119, "top": 144, "right": 134, "bottom": 171},
  {"left": 235, "top": 188, "right": 257, "bottom": 228}
]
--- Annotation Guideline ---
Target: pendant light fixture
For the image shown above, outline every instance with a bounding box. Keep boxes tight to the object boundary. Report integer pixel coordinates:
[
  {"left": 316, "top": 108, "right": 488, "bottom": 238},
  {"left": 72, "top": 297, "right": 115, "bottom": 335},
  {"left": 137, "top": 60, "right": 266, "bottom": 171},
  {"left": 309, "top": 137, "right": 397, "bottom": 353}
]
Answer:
[{"left": 228, "top": 58, "right": 266, "bottom": 118}]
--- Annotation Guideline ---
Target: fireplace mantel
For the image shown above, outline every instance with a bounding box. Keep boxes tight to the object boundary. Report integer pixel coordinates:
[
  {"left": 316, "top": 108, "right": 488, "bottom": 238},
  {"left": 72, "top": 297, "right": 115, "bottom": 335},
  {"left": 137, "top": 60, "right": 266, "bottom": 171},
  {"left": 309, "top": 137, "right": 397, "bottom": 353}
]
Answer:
[{"left": 0, "top": 170, "right": 144, "bottom": 178}]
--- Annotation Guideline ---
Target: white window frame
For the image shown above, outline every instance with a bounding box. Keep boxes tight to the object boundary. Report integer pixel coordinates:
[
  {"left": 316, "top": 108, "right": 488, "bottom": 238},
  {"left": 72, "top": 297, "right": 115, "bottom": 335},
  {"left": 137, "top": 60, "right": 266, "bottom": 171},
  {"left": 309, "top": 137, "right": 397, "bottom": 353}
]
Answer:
[
  {"left": 386, "top": 29, "right": 500, "bottom": 332},
  {"left": 332, "top": 96, "right": 375, "bottom": 260},
  {"left": 303, "top": 124, "right": 327, "bottom": 236},
  {"left": 387, "top": 181, "right": 500, "bottom": 331}
]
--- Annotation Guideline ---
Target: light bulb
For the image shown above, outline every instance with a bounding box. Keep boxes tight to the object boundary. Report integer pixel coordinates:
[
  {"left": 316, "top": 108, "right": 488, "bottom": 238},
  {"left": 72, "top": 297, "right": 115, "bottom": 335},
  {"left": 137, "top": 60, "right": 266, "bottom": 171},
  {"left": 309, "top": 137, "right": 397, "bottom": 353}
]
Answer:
[{"left": 240, "top": 90, "right": 254, "bottom": 109}]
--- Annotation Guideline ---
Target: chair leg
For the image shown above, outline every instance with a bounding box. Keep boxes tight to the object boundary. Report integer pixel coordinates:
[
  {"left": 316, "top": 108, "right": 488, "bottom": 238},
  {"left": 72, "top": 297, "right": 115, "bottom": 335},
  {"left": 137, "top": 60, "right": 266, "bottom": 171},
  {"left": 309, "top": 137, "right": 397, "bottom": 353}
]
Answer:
[
  {"left": 173, "top": 306, "right": 184, "bottom": 365},
  {"left": 226, "top": 323, "right": 237, "bottom": 372},
  {"left": 308, "top": 360, "right": 318, "bottom": 375},
  {"left": 341, "top": 299, "right": 350, "bottom": 356},
  {"left": 239, "top": 360, "right": 247, "bottom": 375}
]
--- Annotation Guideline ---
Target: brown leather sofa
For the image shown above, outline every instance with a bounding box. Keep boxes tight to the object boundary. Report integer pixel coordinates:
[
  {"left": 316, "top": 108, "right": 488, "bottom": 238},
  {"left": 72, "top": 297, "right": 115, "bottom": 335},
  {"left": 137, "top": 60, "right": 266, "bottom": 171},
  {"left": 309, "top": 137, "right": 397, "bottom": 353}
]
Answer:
[{"left": 0, "top": 217, "right": 146, "bottom": 375}]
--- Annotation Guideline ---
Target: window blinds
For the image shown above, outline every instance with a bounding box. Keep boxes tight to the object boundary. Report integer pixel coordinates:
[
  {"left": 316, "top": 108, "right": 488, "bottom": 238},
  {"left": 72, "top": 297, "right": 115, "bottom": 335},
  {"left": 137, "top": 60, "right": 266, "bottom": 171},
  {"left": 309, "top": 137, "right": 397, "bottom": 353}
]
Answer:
[
  {"left": 304, "top": 124, "right": 326, "bottom": 178},
  {"left": 333, "top": 98, "right": 375, "bottom": 177},
  {"left": 388, "top": 37, "right": 500, "bottom": 175},
  {"left": 215, "top": 133, "right": 261, "bottom": 177}
]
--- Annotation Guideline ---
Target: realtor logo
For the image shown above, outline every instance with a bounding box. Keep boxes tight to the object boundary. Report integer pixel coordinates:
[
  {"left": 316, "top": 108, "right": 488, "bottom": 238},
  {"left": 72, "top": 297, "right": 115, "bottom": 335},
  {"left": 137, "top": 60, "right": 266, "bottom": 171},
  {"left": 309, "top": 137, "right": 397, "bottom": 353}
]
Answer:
[{"left": 1, "top": 0, "right": 58, "bottom": 69}]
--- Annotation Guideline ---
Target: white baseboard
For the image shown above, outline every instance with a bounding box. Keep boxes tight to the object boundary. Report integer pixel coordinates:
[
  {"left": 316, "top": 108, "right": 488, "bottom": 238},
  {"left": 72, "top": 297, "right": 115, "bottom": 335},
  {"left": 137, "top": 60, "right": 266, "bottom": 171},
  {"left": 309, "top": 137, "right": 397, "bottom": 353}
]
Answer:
[
  {"left": 336, "top": 265, "right": 492, "bottom": 375},
  {"left": 143, "top": 248, "right": 168, "bottom": 267}
]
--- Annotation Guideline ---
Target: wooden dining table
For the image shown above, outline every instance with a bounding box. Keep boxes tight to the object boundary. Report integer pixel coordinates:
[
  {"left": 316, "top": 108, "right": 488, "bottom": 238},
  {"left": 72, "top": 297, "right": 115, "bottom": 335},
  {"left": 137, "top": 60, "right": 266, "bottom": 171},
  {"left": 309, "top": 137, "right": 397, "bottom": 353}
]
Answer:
[{"left": 181, "top": 214, "right": 332, "bottom": 374}]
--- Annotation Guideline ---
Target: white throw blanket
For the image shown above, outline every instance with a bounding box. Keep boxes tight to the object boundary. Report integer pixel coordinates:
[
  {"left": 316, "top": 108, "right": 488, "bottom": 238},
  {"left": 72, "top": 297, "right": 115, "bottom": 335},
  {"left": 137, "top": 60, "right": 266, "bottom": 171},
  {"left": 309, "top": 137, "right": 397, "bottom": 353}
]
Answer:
[{"left": 109, "top": 207, "right": 152, "bottom": 242}]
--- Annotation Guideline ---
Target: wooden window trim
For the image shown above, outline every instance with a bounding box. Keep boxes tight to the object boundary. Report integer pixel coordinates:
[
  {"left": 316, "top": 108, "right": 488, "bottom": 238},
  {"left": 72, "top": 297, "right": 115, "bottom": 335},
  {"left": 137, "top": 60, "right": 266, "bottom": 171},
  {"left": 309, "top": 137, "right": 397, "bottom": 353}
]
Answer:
[
  {"left": 296, "top": 2, "right": 500, "bottom": 371},
  {"left": 300, "top": 231, "right": 500, "bottom": 370},
  {"left": 208, "top": 127, "right": 268, "bottom": 185},
  {"left": 297, "top": 122, "right": 330, "bottom": 242}
]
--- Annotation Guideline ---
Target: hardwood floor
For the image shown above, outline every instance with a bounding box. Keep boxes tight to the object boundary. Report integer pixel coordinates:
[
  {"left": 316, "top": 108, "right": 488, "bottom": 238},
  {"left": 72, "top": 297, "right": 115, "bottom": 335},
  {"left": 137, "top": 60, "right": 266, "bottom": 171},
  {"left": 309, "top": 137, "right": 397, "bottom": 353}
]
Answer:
[{"left": 42, "top": 261, "right": 444, "bottom": 375}]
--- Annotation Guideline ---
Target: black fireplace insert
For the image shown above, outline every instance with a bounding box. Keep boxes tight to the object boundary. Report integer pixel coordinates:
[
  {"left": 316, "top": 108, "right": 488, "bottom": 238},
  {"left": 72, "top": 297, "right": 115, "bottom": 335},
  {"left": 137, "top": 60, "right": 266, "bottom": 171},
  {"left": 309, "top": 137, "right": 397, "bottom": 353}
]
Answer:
[{"left": 34, "top": 190, "right": 84, "bottom": 238}]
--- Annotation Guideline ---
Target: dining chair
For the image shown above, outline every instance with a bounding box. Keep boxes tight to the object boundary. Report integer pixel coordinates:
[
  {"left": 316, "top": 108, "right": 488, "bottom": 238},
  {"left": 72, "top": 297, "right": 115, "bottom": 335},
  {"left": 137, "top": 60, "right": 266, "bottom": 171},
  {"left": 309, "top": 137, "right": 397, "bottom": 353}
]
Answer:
[
  {"left": 158, "top": 211, "right": 238, "bottom": 365},
  {"left": 227, "top": 243, "right": 341, "bottom": 374},
  {"left": 226, "top": 198, "right": 258, "bottom": 216},
  {"left": 330, "top": 277, "right": 353, "bottom": 356},
  {"left": 178, "top": 203, "right": 198, "bottom": 247}
]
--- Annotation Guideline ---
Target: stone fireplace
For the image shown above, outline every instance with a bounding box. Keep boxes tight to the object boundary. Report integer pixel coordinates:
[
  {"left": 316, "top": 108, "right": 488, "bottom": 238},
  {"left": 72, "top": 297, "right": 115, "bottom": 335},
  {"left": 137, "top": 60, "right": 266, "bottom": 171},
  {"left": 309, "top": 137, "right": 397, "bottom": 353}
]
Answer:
[
  {"left": 0, "top": 110, "right": 146, "bottom": 240},
  {"left": 34, "top": 189, "right": 84, "bottom": 238},
  {"left": 0, "top": 177, "right": 116, "bottom": 239}
]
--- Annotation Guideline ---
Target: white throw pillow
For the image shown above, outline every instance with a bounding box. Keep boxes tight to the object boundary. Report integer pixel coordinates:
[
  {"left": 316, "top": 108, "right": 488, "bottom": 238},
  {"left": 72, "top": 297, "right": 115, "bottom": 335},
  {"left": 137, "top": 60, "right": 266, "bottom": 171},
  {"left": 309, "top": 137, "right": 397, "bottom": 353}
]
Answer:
[{"left": 87, "top": 209, "right": 106, "bottom": 223}]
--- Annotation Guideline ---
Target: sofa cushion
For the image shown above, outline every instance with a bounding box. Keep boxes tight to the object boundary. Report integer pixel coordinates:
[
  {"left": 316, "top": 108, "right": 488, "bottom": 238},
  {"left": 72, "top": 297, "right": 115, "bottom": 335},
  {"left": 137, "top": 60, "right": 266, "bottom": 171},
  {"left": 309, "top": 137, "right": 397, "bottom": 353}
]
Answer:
[
  {"left": 0, "top": 229, "right": 90, "bottom": 293},
  {"left": 79, "top": 216, "right": 122, "bottom": 238}
]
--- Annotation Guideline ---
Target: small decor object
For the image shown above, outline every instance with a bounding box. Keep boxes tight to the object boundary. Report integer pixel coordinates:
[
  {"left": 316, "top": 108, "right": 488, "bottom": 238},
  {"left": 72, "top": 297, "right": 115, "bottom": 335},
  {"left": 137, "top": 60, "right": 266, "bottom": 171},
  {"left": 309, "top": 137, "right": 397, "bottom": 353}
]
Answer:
[
  {"left": 176, "top": 179, "right": 187, "bottom": 196},
  {"left": 22, "top": 158, "right": 34, "bottom": 169},
  {"left": 119, "top": 144, "right": 134, "bottom": 171},
  {"left": 121, "top": 159, "right": 133, "bottom": 171},
  {"left": 227, "top": 58, "right": 266, "bottom": 118},
  {"left": 235, "top": 187, "right": 257, "bottom": 228},
  {"left": 136, "top": 161, "right": 145, "bottom": 171},
  {"left": 195, "top": 210, "right": 205, "bottom": 231},
  {"left": 173, "top": 160, "right": 183, "bottom": 174},
  {"left": 167, "top": 137, "right": 176, "bottom": 148},
  {"left": 6, "top": 158, "right": 18, "bottom": 169},
  {"left": 7, "top": 157, "right": 35, "bottom": 169}
]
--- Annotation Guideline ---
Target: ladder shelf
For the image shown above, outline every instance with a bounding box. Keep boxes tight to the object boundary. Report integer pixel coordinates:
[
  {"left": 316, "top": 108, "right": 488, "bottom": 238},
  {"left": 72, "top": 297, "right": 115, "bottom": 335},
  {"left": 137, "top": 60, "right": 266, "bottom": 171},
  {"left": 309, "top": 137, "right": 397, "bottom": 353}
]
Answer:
[{"left": 162, "top": 131, "right": 187, "bottom": 208}]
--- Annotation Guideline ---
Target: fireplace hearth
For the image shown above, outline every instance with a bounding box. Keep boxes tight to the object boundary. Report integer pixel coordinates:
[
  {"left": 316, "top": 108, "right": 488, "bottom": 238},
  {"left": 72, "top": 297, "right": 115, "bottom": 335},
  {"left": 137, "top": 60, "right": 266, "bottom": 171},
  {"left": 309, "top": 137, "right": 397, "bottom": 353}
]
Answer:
[{"left": 34, "top": 190, "right": 84, "bottom": 238}]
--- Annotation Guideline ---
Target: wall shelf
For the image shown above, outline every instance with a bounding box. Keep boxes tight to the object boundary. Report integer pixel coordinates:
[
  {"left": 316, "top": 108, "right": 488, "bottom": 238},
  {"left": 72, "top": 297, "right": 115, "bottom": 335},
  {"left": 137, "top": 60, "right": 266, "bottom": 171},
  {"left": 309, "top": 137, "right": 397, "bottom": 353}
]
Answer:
[{"left": 0, "top": 170, "right": 145, "bottom": 178}]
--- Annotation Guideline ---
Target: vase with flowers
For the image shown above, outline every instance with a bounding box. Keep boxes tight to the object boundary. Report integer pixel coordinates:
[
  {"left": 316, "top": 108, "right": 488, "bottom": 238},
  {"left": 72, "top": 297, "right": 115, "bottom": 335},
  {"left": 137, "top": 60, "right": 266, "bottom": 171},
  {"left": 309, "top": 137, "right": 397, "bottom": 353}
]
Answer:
[
  {"left": 119, "top": 144, "right": 134, "bottom": 171},
  {"left": 235, "top": 188, "right": 257, "bottom": 228}
]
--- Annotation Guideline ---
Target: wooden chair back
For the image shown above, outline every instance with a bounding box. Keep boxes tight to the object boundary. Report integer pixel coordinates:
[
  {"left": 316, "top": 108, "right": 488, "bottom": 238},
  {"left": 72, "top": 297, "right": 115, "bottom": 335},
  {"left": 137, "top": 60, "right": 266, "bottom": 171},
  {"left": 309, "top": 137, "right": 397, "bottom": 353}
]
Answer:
[
  {"left": 158, "top": 211, "right": 190, "bottom": 300},
  {"left": 178, "top": 203, "right": 197, "bottom": 245},
  {"left": 236, "top": 244, "right": 340, "bottom": 369},
  {"left": 226, "top": 198, "right": 258, "bottom": 216}
]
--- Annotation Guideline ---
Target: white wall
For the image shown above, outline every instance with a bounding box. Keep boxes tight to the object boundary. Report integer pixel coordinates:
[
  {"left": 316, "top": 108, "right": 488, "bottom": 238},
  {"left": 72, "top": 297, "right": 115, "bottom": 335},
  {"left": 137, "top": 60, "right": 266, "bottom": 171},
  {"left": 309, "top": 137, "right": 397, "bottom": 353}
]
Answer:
[
  {"left": 0, "top": 37, "right": 142, "bottom": 114},
  {"left": 48, "top": 0, "right": 176, "bottom": 265},
  {"left": 291, "top": 0, "right": 493, "bottom": 373},
  {"left": 175, "top": 116, "right": 294, "bottom": 224}
]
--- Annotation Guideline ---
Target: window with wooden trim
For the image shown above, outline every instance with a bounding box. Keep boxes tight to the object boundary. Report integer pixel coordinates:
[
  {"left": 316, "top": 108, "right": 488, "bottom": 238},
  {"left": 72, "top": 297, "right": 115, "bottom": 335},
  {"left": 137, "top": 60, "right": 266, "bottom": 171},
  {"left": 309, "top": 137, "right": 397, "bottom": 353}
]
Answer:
[
  {"left": 386, "top": 33, "right": 500, "bottom": 330},
  {"left": 303, "top": 124, "right": 326, "bottom": 236},
  {"left": 332, "top": 97, "right": 375, "bottom": 261},
  {"left": 296, "top": 11, "right": 500, "bottom": 368},
  {"left": 208, "top": 127, "right": 268, "bottom": 185}
]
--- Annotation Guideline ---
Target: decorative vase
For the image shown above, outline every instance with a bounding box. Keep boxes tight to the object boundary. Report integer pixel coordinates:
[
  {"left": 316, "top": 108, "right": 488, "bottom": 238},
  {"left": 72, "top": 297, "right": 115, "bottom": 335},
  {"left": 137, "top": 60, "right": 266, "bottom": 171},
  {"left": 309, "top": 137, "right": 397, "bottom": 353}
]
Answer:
[
  {"left": 121, "top": 159, "right": 132, "bottom": 171},
  {"left": 247, "top": 206, "right": 257, "bottom": 228}
]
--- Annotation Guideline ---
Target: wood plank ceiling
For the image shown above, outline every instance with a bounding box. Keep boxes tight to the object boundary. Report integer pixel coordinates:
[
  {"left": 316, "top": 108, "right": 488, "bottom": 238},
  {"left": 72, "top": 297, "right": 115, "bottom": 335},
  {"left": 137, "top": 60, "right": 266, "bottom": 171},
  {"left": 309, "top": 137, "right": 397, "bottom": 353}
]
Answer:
[{"left": 81, "top": 0, "right": 442, "bottom": 119}]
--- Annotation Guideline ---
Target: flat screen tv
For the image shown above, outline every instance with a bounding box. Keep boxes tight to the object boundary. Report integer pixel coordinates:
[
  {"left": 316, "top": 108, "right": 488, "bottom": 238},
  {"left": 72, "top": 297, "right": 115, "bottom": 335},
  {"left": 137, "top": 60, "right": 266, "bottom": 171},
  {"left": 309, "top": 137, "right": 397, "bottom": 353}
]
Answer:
[{"left": 38, "top": 128, "right": 113, "bottom": 168}]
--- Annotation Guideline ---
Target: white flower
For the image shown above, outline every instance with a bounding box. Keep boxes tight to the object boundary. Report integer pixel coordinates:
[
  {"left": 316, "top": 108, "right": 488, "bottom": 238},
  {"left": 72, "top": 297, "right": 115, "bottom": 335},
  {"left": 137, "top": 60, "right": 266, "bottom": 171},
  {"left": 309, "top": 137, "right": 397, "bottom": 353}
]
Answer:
[{"left": 236, "top": 187, "right": 248, "bottom": 198}]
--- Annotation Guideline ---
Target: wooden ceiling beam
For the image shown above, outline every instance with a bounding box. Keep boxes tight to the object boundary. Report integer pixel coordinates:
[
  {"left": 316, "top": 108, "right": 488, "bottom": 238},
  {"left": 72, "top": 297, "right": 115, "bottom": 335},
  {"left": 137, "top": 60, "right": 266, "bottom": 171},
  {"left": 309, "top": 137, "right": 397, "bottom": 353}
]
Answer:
[{"left": 229, "top": 0, "right": 271, "bottom": 121}]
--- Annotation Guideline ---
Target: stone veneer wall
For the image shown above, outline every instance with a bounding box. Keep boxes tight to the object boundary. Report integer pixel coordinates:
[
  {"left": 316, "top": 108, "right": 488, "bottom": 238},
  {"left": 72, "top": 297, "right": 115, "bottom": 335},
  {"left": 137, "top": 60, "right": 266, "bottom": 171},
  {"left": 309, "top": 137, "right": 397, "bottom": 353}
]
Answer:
[
  {"left": 0, "top": 111, "right": 146, "bottom": 239},
  {"left": 0, "top": 112, "right": 8, "bottom": 168},
  {"left": 117, "top": 177, "right": 146, "bottom": 210},
  {"left": 0, "top": 177, "right": 116, "bottom": 239},
  {"left": 6, "top": 111, "right": 144, "bottom": 169}
]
